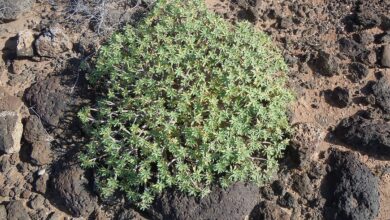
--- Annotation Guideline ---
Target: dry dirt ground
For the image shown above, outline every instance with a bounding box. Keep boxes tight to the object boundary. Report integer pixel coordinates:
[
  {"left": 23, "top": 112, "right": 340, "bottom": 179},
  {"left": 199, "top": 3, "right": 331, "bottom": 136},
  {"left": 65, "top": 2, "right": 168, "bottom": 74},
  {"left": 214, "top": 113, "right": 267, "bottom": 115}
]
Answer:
[{"left": 0, "top": 0, "right": 389, "bottom": 219}]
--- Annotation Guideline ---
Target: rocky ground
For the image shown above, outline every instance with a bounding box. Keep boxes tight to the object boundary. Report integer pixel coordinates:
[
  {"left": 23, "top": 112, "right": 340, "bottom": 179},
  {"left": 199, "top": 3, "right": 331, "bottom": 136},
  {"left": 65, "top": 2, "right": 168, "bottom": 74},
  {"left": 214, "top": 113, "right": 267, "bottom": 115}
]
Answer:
[{"left": 0, "top": 0, "right": 389, "bottom": 219}]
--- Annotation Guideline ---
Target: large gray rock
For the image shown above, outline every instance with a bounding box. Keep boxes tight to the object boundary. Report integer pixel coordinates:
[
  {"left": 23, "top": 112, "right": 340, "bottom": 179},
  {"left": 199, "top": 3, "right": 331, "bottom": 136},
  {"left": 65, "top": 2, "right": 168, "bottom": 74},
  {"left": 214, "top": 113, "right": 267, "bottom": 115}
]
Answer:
[
  {"left": 35, "top": 25, "right": 72, "bottom": 57},
  {"left": 0, "top": 0, "right": 33, "bottom": 22},
  {"left": 51, "top": 165, "right": 98, "bottom": 217}
]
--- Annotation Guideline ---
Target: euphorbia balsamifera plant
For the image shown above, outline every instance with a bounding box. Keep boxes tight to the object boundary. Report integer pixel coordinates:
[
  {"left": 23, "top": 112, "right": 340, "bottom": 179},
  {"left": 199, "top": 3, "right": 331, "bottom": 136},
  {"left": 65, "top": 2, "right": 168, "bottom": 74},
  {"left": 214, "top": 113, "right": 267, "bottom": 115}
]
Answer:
[{"left": 79, "top": 0, "right": 293, "bottom": 209}]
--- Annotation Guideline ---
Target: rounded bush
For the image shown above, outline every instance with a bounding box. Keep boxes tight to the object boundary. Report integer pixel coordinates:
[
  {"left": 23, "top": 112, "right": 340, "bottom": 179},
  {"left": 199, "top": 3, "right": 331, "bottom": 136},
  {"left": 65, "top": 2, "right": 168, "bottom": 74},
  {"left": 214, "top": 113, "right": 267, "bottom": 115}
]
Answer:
[{"left": 79, "top": 0, "right": 293, "bottom": 209}]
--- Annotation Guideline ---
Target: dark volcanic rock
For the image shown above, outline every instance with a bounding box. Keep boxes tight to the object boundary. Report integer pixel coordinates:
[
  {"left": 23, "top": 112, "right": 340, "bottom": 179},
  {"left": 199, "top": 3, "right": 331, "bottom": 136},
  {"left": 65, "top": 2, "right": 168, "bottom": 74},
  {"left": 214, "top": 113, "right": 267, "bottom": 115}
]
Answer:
[
  {"left": 50, "top": 165, "right": 98, "bottom": 217},
  {"left": 25, "top": 77, "right": 70, "bottom": 127},
  {"left": 308, "top": 162, "right": 326, "bottom": 179},
  {"left": 334, "top": 111, "right": 390, "bottom": 158},
  {"left": 348, "top": 62, "right": 369, "bottom": 82},
  {"left": 277, "top": 192, "right": 295, "bottom": 209},
  {"left": 312, "top": 50, "right": 339, "bottom": 77},
  {"left": 271, "top": 180, "right": 284, "bottom": 196},
  {"left": 6, "top": 200, "right": 30, "bottom": 220},
  {"left": 250, "top": 201, "right": 289, "bottom": 220},
  {"left": 354, "top": 32, "right": 375, "bottom": 45},
  {"left": 329, "top": 87, "right": 350, "bottom": 108},
  {"left": 260, "top": 186, "right": 274, "bottom": 200},
  {"left": 117, "top": 209, "right": 145, "bottom": 220},
  {"left": 278, "top": 16, "right": 293, "bottom": 29},
  {"left": 292, "top": 173, "right": 313, "bottom": 199},
  {"left": 373, "top": 76, "right": 390, "bottom": 113},
  {"left": 323, "top": 150, "right": 379, "bottom": 220},
  {"left": 357, "top": 50, "right": 377, "bottom": 66},
  {"left": 339, "top": 38, "right": 367, "bottom": 60},
  {"left": 355, "top": 7, "right": 381, "bottom": 30},
  {"left": 151, "top": 182, "right": 260, "bottom": 220}
]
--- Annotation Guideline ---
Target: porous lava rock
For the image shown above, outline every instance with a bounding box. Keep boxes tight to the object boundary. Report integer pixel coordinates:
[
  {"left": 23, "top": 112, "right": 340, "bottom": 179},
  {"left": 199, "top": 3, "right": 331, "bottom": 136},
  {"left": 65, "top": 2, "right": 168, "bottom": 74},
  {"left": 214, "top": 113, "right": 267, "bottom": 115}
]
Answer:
[
  {"left": 312, "top": 50, "right": 339, "bottom": 77},
  {"left": 50, "top": 165, "right": 98, "bottom": 217},
  {"left": 292, "top": 173, "right": 313, "bottom": 199},
  {"left": 249, "top": 201, "right": 289, "bottom": 220},
  {"left": 348, "top": 62, "right": 369, "bottom": 82},
  {"left": 117, "top": 209, "right": 146, "bottom": 220},
  {"left": 334, "top": 111, "right": 390, "bottom": 158},
  {"left": 330, "top": 87, "right": 350, "bottom": 108},
  {"left": 277, "top": 192, "right": 295, "bottom": 209},
  {"left": 323, "top": 150, "right": 379, "bottom": 220},
  {"left": 25, "top": 77, "right": 70, "bottom": 127},
  {"left": 151, "top": 182, "right": 260, "bottom": 220},
  {"left": 355, "top": 5, "right": 381, "bottom": 30},
  {"left": 339, "top": 38, "right": 367, "bottom": 61}
]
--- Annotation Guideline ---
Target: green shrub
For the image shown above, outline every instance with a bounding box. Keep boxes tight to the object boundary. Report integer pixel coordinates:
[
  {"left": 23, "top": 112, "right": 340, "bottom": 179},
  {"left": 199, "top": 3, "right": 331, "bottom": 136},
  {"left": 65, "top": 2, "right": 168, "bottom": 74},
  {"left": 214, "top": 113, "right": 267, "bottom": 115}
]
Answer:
[{"left": 79, "top": 0, "right": 293, "bottom": 209}]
